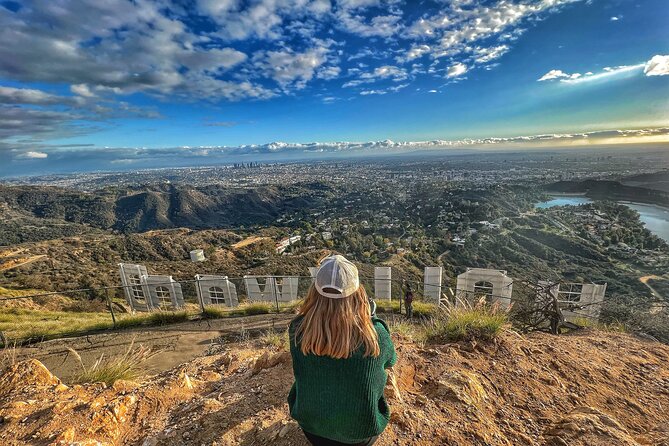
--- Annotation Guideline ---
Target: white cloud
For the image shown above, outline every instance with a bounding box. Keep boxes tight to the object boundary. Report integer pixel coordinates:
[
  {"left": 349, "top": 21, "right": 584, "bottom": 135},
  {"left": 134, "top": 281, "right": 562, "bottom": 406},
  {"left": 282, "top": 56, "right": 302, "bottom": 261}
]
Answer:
[
  {"left": 25, "top": 127, "right": 666, "bottom": 165},
  {"left": 396, "top": 45, "right": 431, "bottom": 63},
  {"left": 0, "top": 0, "right": 613, "bottom": 151},
  {"left": 317, "top": 66, "right": 342, "bottom": 80},
  {"left": 360, "top": 65, "right": 407, "bottom": 81},
  {"left": 70, "top": 84, "right": 96, "bottom": 98},
  {"left": 0, "top": 86, "right": 80, "bottom": 106},
  {"left": 337, "top": 12, "right": 402, "bottom": 38},
  {"left": 254, "top": 46, "right": 330, "bottom": 89},
  {"left": 446, "top": 62, "right": 468, "bottom": 78},
  {"left": 538, "top": 69, "right": 582, "bottom": 81},
  {"left": 537, "top": 57, "right": 665, "bottom": 84},
  {"left": 22, "top": 151, "right": 49, "bottom": 159},
  {"left": 344, "top": 65, "right": 408, "bottom": 89},
  {"left": 644, "top": 55, "right": 669, "bottom": 77},
  {"left": 472, "top": 45, "right": 510, "bottom": 64},
  {"left": 610, "top": 16, "right": 622, "bottom": 21}
]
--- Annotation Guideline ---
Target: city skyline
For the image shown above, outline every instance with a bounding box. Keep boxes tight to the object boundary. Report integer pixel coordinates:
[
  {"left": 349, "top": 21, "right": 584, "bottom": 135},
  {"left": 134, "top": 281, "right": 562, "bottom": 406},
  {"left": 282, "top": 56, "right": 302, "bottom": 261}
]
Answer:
[{"left": 1, "top": 0, "right": 668, "bottom": 176}]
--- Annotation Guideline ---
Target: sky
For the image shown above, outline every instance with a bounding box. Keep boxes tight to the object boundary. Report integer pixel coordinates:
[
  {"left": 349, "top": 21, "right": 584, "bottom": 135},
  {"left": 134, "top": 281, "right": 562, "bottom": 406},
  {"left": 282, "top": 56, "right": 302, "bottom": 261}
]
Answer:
[{"left": 0, "top": 0, "right": 668, "bottom": 176}]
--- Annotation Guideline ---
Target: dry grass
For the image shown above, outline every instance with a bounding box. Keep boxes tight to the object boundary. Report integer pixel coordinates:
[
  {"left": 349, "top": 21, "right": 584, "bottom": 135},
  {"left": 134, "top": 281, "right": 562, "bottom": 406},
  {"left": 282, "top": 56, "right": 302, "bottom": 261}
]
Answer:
[
  {"left": 203, "top": 301, "right": 299, "bottom": 319},
  {"left": 68, "top": 339, "right": 157, "bottom": 386},
  {"left": 0, "top": 308, "right": 190, "bottom": 345},
  {"left": 572, "top": 317, "right": 627, "bottom": 333},
  {"left": 258, "top": 328, "right": 290, "bottom": 350},
  {"left": 0, "top": 308, "right": 115, "bottom": 344},
  {"left": 388, "top": 319, "right": 426, "bottom": 346},
  {"left": 0, "top": 341, "right": 18, "bottom": 372},
  {"left": 243, "top": 302, "right": 275, "bottom": 315},
  {"left": 422, "top": 299, "right": 509, "bottom": 343}
]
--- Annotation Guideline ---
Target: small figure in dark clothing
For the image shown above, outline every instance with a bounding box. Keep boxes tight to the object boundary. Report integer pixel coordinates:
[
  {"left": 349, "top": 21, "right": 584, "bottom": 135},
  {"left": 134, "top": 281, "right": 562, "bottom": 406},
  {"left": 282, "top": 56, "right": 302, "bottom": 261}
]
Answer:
[{"left": 404, "top": 287, "right": 414, "bottom": 319}]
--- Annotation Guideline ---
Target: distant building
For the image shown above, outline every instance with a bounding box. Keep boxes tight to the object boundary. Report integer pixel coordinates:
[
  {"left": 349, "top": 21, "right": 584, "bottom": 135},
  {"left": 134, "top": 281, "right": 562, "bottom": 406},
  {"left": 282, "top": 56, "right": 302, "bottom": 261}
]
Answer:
[{"left": 276, "top": 235, "right": 301, "bottom": 254}]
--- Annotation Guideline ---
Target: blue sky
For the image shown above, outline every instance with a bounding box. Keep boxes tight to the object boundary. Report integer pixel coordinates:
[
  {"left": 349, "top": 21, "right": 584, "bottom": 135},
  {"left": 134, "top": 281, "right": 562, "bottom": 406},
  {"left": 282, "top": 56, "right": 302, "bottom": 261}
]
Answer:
[{"left": 0, "top": 0, "right": 668, "bottom": 176}]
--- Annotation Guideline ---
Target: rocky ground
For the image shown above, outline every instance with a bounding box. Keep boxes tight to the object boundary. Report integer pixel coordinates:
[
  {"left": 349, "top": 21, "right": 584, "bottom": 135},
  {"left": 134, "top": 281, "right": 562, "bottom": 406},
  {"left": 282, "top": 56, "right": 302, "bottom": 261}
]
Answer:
[{"left": 1, "top": 328, "right": 668, "bottom": 446}]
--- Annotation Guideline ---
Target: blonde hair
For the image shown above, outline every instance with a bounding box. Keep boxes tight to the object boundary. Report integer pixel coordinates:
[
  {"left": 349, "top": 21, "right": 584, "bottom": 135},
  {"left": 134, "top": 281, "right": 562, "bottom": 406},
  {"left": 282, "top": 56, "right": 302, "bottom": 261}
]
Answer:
[{"left": 294, "top": 285, "right": 380, "bottom": 359}]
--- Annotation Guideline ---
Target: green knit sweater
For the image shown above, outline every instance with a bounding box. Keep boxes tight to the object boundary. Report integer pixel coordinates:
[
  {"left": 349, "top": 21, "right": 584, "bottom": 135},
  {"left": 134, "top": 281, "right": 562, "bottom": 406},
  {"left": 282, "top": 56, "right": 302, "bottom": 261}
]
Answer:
[{"left": 288, "top": 317, "right": 397, "bottom": 444}]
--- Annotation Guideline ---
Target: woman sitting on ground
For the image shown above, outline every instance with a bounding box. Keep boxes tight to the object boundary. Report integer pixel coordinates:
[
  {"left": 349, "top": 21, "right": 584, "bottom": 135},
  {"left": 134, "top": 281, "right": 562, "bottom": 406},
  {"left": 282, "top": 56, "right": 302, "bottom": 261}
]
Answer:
[{"left": 288, "top": 255, "right": 397, "bottom": 446}]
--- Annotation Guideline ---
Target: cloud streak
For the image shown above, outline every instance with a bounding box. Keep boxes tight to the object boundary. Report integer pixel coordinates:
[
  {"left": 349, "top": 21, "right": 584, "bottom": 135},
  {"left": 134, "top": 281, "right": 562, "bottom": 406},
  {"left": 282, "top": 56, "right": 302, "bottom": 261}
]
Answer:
[{"left": 538, "top": 55, "right": 669, "bottom": 84}]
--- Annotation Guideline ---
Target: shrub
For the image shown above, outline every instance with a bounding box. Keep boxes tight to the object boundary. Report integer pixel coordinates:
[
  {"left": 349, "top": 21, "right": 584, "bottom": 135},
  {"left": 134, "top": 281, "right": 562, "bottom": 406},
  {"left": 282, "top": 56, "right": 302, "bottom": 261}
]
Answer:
[
  {"left": 69, "top": 340, "right": 156, "bottom": 386},
  {"left": 387, "top": 319, "right": 427, "bottom": 346},
  {"left": 0, "top": 341, "right": 18, "bottom": 372},
  {"left": 115, "top": 310, "right": 189, "bottom": 329},
  {"left": 412, "top": 301, "right": 437, "bottom": 317},
  {"left": 423, "top": 299, "right": 508, "bottom": 342},
  {"left": 281, "top": 299, "right": 303, "bottom": 314},
  {"left": 202, "top": 306, "right": 230, "bottom": 319},
  {"left": 259, "top": 328, "right": 290, "bottom": 350},
  {"left": 243, "top": 302, "right": 274, "bottom": 315}
]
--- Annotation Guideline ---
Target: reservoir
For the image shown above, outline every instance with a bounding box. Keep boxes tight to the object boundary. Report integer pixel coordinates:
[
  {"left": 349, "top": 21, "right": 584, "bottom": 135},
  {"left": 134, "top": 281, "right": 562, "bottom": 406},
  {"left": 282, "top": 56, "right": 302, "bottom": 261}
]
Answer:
[{"left": 536, "top": 196, "right": 669, "bottom": 243}]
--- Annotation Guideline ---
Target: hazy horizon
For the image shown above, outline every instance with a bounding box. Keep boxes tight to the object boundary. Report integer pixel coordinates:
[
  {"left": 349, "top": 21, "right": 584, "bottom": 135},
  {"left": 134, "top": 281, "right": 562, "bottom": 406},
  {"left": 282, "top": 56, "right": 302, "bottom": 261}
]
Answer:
[{"left": 3, "top": 142, "right": 668, "bottom": 180}]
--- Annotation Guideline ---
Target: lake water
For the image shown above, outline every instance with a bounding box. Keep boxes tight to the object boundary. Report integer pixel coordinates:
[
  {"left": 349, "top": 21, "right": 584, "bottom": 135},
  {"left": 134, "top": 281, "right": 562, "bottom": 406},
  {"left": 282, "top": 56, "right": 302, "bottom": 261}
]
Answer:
[
  {"left": 536, "top": 196, "right": 593, "bottom": 208},
  {"left": 536, "top": 196, "right": 669, "bottom": 242}
]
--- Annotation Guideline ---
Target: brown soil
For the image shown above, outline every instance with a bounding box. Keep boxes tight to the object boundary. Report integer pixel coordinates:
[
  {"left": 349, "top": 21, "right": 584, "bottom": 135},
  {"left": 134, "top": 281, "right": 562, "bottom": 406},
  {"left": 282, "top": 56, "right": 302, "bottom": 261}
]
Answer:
[{"left": 1, "top": 329, "right": 669, "bottom": 446}]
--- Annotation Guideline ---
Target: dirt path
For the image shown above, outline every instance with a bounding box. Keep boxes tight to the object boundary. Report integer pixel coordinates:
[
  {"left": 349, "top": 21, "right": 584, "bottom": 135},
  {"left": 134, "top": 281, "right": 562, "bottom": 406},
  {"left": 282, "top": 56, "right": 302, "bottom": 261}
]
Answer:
[
  {"left": 0, "top": 254, "right": 48, "bottom": 272},
  {"left": 15, "top": 314, "right": 294, "bottom": 382},
  {"left": 640, "top": 275, "right": 665, "bottom": 299}
]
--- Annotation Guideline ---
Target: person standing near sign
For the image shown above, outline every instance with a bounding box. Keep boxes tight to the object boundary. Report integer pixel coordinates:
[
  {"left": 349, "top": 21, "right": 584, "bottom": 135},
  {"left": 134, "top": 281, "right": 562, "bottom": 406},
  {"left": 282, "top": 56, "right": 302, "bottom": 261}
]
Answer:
[{"left": 404, "top": 286, "right": 414, "bottom": 319}]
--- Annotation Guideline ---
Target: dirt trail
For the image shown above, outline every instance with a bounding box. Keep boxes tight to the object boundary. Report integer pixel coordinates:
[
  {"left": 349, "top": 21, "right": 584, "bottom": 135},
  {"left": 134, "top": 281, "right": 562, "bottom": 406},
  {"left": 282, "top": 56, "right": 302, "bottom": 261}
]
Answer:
[
  {"left": 640, "top": 275, "right": 665, "bottom": 299},
  {"left": 14, "top": 314, "right": 293, "bottom": 382},
  {"left": 0, "top": 254, "right": 48, "bottom": 272},
  {"left": 2, "top": 329, "right": 669, "bottom": 446}
]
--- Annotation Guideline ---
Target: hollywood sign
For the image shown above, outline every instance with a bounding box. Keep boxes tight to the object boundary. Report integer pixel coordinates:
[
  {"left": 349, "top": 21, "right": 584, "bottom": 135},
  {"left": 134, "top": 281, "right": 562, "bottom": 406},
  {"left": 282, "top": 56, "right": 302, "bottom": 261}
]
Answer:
[{"left": 118, "top": 263, "right": 606, "bottom": 321}]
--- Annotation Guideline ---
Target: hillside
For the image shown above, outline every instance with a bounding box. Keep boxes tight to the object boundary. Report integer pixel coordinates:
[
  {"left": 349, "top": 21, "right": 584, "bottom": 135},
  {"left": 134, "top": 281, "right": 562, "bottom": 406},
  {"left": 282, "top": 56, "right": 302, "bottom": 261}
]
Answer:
[
  {"left": 1, "top": 329, "right": 668, "bottom": 445},
  {"left": 0, "top": 183, "right": 332, "bottom": 244}
]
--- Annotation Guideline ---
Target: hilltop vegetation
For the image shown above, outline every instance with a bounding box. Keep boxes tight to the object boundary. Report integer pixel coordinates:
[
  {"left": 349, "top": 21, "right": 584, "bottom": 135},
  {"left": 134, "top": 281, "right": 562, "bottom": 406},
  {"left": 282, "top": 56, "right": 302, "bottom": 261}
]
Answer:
[{"left": 0, "top": 183, "right": 332, "bottom": 244}]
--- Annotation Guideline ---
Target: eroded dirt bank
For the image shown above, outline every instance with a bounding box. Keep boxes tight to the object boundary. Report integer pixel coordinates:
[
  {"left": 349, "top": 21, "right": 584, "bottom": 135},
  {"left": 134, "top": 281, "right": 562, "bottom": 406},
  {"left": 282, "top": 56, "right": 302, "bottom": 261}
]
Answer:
[{"left": 1, "top": 329, "right": 669, "bottom": 446}]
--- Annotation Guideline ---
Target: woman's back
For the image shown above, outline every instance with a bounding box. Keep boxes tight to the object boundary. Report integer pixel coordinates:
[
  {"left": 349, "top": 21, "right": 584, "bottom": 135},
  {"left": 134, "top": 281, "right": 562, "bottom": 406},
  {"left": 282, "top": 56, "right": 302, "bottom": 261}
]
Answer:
[{"left": 288, "top": 316, "right": 397, "bottom": 444}]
